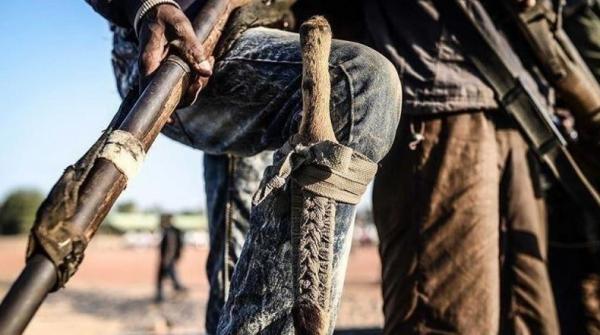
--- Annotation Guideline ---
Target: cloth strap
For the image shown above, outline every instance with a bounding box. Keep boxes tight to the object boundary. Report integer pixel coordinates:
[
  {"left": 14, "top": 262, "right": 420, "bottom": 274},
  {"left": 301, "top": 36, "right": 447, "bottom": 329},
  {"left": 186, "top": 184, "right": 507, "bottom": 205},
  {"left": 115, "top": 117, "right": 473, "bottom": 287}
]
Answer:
[
  {"left": 253, "top": 139, "right": 377, "bottom": 206},
  {"left": 98, "top": 130, "right": 146, "bottom": 181},
  {"left": 27, "top": 129, "right": 146, "bottom": 290},
  {"left": 258, "top": 139, "right": 376, "bottom": 334}
]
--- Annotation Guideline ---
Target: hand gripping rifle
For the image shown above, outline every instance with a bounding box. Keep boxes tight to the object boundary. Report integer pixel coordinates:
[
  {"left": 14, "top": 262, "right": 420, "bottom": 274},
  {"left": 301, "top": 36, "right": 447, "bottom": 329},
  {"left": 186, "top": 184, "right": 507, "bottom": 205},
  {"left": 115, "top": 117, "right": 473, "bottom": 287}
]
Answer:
[
  {"left": 0, "top": 0, "right": 249, "bottom": 333},
  {"left": 432, "top": 0, "right": 600, "bottom": 222}
]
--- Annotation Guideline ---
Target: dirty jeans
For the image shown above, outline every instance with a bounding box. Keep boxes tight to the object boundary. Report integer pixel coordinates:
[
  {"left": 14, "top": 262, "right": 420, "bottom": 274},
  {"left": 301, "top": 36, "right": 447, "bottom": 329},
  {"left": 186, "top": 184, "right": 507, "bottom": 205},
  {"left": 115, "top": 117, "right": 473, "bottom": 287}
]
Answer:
[
  {"left": 203, "top": 152, "right": 273, "bottom": 334},
  {"left": 373, "top": 112, "right": 558, "bottom": 335},
  {"left": 161, "top": 27, "right": 401, "bottom": 334}
]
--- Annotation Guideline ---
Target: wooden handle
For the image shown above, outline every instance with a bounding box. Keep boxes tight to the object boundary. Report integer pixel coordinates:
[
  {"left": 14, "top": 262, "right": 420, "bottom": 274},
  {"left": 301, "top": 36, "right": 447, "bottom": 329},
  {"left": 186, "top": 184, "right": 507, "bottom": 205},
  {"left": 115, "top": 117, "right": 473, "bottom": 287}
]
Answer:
[{"left": 298, "top": 16, "right": 337, "bottom": 145}]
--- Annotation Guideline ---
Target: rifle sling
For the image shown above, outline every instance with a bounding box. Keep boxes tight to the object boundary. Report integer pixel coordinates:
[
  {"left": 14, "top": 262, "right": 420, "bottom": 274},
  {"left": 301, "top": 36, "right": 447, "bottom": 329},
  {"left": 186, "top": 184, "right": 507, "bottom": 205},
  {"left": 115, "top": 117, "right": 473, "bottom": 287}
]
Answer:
[{"left": 434, "top": 0, "right": 600, "bottom": 220}]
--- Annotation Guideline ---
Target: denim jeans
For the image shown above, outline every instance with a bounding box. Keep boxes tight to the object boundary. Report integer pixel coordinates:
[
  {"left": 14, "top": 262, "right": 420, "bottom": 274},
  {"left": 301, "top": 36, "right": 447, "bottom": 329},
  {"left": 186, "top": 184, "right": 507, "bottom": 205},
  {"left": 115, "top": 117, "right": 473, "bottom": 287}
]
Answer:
[
  {"left": 203, "top": 152, "right": 273, "bottom": 334},
  {"left": 162, "top": 27, "right": 401, "bottom": 334},
  {"left": 113, "top": 24, "right": 402, "bottom": 332}
]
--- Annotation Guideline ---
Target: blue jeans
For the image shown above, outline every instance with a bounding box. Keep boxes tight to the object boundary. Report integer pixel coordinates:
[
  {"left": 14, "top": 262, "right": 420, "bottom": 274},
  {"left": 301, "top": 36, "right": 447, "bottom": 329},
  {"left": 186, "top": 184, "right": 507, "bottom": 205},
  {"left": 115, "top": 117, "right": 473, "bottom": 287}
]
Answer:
[
  {"left": 113, "top": 25, "right": 401, "bottom": 334},
  {"left": 168, "top": 27, "right": 401, "bottom": 334},
  {"left": 203, "top": 152, "right": 273, "bottom": 334}
]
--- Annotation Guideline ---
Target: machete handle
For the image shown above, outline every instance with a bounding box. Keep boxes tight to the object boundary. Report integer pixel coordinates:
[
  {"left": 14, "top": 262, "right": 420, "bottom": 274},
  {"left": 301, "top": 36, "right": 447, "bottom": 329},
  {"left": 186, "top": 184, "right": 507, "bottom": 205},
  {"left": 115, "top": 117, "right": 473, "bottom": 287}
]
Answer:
[{"left": 298, "top": 16, "right": 337, "bottom": 145}]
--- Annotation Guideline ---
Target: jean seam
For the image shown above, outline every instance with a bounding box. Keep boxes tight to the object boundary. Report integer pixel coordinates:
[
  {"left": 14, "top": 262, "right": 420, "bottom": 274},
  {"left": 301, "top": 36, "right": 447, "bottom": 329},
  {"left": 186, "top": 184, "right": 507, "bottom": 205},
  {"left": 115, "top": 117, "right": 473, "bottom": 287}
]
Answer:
[{"left": 223, "top": 155, "right": 236, "bottom": 302}]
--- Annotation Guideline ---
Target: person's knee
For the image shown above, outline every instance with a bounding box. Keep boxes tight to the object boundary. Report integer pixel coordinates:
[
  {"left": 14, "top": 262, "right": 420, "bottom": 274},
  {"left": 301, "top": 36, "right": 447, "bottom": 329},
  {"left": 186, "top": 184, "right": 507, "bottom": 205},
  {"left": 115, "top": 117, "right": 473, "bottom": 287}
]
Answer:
[
  {"left": 362, "top": 49, "right": 403, "bottom": 161},
  {"left": 333, "top": 42, "right": 402, "bottom": 162}
]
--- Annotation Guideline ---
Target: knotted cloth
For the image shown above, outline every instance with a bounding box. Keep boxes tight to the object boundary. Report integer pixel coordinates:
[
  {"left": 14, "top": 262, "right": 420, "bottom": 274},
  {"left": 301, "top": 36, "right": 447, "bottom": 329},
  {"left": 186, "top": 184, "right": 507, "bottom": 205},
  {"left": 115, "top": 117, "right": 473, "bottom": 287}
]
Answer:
[
  {"left": 98, "top": 130, "right": 145, "bottom": 180},
  {"left": 27, "top": 129, "right": 145, "bottom": 289},
  {"left": 253, "top": 139, "right": 377, "bottom": 206}
]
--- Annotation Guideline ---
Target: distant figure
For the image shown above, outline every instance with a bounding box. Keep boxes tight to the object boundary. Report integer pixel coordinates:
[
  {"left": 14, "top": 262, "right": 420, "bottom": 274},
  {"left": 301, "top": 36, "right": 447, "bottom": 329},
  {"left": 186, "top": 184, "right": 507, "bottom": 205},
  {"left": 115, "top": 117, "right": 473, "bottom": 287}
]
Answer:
[{"left": 155, "top": 214, "right": 186, "bottom": 303}]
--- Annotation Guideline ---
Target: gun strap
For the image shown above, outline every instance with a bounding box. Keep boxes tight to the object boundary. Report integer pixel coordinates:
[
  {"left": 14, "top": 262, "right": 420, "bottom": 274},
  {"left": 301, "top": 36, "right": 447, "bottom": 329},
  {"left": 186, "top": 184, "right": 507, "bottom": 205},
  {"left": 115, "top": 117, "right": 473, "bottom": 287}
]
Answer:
[{"left": 434, "top": 0, "right": 600, "bottom": 220}]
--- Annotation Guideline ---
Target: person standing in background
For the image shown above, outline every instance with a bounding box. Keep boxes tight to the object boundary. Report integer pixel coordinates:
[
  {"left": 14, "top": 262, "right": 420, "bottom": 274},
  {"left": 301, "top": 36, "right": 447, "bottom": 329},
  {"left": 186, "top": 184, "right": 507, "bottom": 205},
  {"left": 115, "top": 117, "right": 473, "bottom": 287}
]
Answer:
[
  {"left": 367, "top": 0, "right": 560, "bottom": 333},
  {"left": 546, "top": 1, "right": 600, "bottom": 333},
  {"left": 156, "top": 214, "right": 186, "bottom": 303}
]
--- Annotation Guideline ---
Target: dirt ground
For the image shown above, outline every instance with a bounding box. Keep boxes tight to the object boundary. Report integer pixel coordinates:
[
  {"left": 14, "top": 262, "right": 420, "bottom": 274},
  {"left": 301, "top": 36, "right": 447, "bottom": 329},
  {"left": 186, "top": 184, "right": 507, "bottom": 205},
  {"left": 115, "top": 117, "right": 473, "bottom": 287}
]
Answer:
[{"left": 0, "top": 236, "right": 383, "bottom": 335}]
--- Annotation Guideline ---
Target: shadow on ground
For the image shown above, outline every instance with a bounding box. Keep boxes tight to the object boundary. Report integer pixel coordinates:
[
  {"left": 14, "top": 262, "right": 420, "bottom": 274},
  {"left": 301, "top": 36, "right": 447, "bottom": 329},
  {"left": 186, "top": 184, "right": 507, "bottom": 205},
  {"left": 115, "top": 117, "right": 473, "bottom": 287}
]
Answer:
[
  {"left": 45, "top": 288, "right": 203, "bottom": 333},
  {"left": 1, "top": 282, "right": 383, "bottom": 335}
]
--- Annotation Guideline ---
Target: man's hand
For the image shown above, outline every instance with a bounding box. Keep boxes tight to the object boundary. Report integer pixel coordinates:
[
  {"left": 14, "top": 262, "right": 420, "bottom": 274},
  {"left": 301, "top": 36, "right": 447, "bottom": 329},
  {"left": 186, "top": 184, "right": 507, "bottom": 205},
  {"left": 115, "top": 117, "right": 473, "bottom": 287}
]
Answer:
[{"left": 137, "top": 4, "right": 214, "bottom": 106}]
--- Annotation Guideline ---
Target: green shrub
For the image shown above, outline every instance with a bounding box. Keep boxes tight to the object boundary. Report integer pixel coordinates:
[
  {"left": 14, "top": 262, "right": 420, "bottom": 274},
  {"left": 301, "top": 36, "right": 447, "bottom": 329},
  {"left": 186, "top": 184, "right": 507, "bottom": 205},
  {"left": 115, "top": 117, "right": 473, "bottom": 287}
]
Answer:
[{"left": 0, "top": 189, "right": 44, "bottom": 235}]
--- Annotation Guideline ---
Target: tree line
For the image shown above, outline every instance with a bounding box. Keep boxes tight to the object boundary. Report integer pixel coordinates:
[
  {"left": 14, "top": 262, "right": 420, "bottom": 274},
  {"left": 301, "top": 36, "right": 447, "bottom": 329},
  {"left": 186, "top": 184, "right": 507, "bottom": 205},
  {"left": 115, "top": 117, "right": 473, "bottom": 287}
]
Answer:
[{"left": 0, "top": 189, "right": 44, "bottom": 235}]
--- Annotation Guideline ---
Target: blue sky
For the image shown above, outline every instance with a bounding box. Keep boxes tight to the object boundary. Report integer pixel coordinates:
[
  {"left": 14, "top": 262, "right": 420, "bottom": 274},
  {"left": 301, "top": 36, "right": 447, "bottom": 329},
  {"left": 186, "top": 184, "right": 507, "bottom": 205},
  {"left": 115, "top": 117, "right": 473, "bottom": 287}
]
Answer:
[{"left": 0, "top": 2, "right": 205, "bottom": 212}]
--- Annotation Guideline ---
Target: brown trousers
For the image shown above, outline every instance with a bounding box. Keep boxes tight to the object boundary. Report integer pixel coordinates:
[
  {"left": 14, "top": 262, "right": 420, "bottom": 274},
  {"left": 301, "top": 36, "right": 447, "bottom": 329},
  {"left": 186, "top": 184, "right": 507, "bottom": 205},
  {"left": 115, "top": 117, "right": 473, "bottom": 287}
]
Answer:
[{"left": 373, "top": 111, "right": 559, "bottom": 334}]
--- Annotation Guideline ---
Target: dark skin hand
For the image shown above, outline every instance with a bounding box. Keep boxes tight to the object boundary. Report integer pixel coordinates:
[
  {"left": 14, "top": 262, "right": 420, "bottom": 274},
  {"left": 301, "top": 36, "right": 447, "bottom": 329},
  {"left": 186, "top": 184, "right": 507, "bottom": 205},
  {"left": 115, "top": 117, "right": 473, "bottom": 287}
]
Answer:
[{"left": 136, "top": 4, "right": 214, "bottom": 107}]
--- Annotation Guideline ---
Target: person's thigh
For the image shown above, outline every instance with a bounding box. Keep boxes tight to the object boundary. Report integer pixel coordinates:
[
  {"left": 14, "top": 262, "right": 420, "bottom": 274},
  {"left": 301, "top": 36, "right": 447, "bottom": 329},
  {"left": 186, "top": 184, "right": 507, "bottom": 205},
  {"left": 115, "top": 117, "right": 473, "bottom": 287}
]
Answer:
[
  {"left": 495, "top": 124, "right": 560, "bottom": 335},
  {"left": 110, "top": 25, "right": 402, "bottom": 334},
  {"left": 163, "top": 27, "right": 401, "bottom": 162},
  {"left": 373, "top": 111, "right": 501, "bottom": 335}
]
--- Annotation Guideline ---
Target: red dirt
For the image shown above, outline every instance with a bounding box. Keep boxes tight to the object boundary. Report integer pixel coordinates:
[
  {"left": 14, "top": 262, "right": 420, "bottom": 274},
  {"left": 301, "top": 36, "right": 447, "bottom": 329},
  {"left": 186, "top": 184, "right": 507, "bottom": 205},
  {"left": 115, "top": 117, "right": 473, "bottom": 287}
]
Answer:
[{"left": 0, "top": 236, "right": 383, "bottom": 334}]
